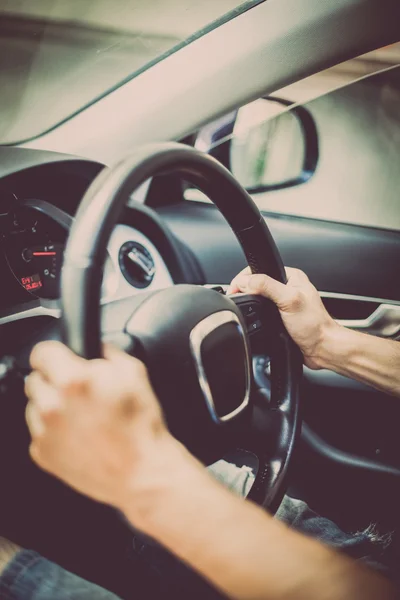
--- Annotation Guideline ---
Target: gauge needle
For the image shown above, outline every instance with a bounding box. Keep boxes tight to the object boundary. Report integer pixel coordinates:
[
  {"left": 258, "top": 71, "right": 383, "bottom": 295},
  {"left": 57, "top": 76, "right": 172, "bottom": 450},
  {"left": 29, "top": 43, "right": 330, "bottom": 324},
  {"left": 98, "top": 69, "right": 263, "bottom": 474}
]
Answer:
[{"left": 32, "top": 252, "right": 57, "bottom": 256}]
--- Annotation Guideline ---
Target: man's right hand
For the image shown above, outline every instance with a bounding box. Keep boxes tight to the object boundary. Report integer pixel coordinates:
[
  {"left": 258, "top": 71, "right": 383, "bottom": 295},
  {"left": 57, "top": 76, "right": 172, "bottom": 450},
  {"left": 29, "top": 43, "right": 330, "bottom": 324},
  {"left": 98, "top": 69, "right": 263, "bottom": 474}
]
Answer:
[{"left": 228, "top": 267, "right": 338, "bottom": 370}]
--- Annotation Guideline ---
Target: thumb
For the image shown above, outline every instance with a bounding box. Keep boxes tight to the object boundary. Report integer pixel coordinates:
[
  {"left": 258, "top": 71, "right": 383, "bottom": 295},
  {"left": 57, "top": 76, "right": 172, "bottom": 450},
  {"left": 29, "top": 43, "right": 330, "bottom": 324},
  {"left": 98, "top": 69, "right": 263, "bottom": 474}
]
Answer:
[{"left": 234, "top": 273, "right": 295, "bottom": 311}]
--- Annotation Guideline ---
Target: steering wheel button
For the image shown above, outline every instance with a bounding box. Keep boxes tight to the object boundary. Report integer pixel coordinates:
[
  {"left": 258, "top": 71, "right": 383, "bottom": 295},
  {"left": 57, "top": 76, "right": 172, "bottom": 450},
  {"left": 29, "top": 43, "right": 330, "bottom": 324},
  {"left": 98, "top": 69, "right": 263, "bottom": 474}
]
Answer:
[
  {"left": 242, "top": 303, "right": 257, "bottom": 317},
  {"left": 248, "top": 319, "right": 262, "bottom": 334}
]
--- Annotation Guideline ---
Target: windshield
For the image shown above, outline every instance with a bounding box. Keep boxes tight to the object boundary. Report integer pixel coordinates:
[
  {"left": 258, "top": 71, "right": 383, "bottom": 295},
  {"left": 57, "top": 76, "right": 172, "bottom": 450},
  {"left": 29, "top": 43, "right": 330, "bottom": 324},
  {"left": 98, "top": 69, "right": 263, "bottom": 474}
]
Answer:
[{"left": 0, "top": 0, "right": 259, "bottom": 145}]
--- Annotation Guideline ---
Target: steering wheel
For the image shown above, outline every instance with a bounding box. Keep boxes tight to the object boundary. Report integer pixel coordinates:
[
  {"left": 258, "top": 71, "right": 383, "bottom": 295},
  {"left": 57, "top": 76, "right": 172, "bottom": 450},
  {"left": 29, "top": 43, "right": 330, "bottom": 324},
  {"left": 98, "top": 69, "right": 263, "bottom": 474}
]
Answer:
[{"left": 61, "top": 143, "right": 302, "bottom": 512}]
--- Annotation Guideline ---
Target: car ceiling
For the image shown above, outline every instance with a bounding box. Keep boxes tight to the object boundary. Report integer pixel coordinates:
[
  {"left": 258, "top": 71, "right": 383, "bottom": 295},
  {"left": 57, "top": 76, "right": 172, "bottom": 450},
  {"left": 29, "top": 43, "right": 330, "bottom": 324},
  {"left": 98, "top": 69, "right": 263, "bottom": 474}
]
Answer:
[{"left": 22, "top": 0, "right": 400, "bottom": 164}]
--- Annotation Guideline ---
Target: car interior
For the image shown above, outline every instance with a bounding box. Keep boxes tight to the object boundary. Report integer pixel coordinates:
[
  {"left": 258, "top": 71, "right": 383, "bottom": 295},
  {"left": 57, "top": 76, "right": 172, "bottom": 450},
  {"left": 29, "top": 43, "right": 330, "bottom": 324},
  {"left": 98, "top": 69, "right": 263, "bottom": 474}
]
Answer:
[{"left": 0, "top": 0, "right": 399, "bottom": 597}]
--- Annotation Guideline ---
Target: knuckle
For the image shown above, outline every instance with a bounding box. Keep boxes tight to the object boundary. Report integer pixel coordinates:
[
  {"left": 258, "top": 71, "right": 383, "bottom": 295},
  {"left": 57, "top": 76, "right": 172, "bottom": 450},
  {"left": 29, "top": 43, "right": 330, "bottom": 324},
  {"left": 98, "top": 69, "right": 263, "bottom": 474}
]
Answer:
[
  {"left": 233, "top": 275, "right": 247, "bottom": 289},
  {"left": 234, "top": 266, "right": 251, "bottom": 279},
  {"left": 288, "top": 289, "right": 304, "bottom": 310},
  {"left": 117, "top": 395, "right": 136, "bottom": 419},
  {"left": 249, "top": 274, "right": 267, "bottom": 293},
  {"left": 40, "top": 405, "right": 60, "bottom": 424},
  {"left": 59, "top": 370, "right": 88, "bottom": 396},
  {"left": 31, "top": 340, "right": 47, "bottom": 358},
  {"left": 229, "top": 275, "right": 242, "bottom": 289},
  {"left": 31, "top": 341, "right": 58, "bottom": 364},
  {"left": 58, "top": 379, "right": 75, "bottom": 397}
]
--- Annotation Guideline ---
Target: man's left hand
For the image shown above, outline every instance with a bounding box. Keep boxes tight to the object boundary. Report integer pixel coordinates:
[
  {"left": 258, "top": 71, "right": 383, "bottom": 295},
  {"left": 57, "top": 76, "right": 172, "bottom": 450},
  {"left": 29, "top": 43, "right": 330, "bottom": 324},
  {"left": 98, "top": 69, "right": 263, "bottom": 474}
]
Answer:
[{"left": 25, "top": 341, "right": 185, "bottom": 521}]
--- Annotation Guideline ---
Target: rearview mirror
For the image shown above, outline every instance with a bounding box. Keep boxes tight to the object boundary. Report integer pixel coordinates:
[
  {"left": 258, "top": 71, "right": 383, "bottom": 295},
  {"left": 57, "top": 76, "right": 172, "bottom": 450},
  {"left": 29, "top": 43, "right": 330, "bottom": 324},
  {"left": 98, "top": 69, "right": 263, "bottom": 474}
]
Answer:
[{"left": 194, "top": 97, "right": 319, "bottom": 194}]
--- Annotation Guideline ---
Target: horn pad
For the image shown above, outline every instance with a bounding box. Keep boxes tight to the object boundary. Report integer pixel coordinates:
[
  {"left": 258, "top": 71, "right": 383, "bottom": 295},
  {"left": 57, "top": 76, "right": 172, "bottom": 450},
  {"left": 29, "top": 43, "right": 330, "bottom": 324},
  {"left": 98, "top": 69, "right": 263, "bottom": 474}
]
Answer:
[{"left": 126, "top": 285, "right": 251, "bottom": 458}]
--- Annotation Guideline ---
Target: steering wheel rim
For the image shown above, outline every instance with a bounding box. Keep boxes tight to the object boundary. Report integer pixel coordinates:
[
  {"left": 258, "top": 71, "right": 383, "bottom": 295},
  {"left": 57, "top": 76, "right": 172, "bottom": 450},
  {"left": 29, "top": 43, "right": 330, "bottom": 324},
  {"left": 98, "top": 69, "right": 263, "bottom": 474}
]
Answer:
[{"left": 61, "top": 142, "right": 302, "bottom": 511}]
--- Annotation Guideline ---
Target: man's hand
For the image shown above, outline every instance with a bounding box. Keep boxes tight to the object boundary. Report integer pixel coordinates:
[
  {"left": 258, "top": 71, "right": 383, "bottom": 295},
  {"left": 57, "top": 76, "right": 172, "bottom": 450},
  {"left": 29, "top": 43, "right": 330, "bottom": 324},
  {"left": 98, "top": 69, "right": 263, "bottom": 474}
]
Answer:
[
  {"left": 228, "top": 266, "right": 337, "bottom": 369},
  {"left": 24, "top": 341, "right": 190, "bottom": 523},
  {"left": 228, "top": 266, "right": 400, "bottom": 397}
]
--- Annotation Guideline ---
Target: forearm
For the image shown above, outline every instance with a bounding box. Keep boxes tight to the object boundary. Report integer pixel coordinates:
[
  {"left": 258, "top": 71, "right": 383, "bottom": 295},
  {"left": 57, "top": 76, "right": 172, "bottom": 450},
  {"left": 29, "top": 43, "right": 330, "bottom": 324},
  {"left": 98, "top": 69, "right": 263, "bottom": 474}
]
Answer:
[
  {"left": 316, "top": 324, "right": 400, "bottom": 397},
  {"left": 121, "top": 441, "right": 395, "bottom": 600}
]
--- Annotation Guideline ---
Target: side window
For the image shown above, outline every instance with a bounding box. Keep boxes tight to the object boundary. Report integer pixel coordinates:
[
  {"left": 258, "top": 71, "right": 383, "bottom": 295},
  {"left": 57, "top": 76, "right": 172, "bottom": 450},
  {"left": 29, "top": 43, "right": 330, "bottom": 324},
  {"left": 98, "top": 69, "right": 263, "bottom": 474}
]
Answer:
[{"left": 188, "top": 44, "right": 400, "bottom": 231}]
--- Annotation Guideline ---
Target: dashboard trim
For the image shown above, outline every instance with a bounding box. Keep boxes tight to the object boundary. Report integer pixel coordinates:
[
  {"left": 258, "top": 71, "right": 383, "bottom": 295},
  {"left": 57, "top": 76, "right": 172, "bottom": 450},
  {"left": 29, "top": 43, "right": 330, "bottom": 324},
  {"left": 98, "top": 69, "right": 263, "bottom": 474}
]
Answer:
[
  {"left": 0, "top": 302, "right": 60, "bottom": 325},
  {"left": 3, "top": 283, "right": 400, "bottom": 330}
]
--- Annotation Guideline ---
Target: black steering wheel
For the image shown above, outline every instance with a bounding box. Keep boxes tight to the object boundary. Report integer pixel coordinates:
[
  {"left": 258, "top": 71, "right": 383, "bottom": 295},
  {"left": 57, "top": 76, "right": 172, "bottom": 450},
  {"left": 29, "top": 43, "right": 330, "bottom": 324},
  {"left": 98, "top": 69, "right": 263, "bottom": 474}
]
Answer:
[{"left": 61, "top": 143, "right": 302, "bottom": 512}]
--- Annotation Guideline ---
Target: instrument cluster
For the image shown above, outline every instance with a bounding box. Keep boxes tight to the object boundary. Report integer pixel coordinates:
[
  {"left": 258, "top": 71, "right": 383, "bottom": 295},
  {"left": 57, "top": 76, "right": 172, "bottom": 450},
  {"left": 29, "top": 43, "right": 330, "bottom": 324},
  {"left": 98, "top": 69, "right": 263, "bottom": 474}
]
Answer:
[{"left": 0, "top": 205, "right": 67, "bottom": 304}]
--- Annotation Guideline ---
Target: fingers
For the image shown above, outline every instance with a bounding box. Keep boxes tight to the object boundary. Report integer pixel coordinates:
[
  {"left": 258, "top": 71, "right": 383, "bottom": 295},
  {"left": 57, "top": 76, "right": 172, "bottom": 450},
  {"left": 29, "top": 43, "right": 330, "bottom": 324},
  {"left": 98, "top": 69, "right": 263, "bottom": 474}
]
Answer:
[
  {"left": 25, "top": 371, "right": 63, "bottom": 437},
  {"left": 227, "top": 267, "right": 251, "bottom": 294},
  {"left": 228, "top": 267, "right": 309, "bottom": 312},
  {"left": 103, "top": 345, "right": 160, "bottom": 417},
  {"left": 28, "top": 336, "right": 163, "bottom": 445},
  {"left": 30, "top": 341, "right": 87, "bottom": 389},
  {"left": 229, "top": 270, "right": 290, "bottom": 307},
  {"left": 30, "top": 341, "right": 145, "bottom": 387},
  {"left": 103, "top": 343, "right": 144, "bottom": 373},
  {"left": 25, "top": 371, "right": 62, "bottom": 414},
  {"left": 25, "top": 368, "right": 69, "bottom": 469},
  {"left": 28, "top": 342, "right": 151, "bottom": 416},
  {"left": 105, "top": 345, "right": 147, "bottom": 383},
  {"left": 25, "top": 401, "right": 45, "bottom": 439},
  {"left": 244, "top": 274, "right": 290, "bottom": 306}
]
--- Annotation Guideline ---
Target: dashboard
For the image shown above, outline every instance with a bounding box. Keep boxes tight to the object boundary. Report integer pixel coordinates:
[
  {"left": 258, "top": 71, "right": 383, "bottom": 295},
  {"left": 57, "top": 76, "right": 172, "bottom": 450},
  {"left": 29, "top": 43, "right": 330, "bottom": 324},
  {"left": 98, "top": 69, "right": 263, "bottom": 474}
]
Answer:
[{"left": 0, "top": 187, "right": 175, "bottom": 331}]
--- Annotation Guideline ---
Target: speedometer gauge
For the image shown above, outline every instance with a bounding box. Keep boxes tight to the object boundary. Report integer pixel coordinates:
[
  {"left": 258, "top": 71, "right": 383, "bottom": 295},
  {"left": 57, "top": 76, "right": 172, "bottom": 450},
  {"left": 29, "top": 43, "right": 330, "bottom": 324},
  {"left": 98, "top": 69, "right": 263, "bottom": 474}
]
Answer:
[
  {"left": 19, "top": 243, "right": 63, "bottom": 296},
  {"left": 3, "top": 207, "right": 66, "bottom": 299}
]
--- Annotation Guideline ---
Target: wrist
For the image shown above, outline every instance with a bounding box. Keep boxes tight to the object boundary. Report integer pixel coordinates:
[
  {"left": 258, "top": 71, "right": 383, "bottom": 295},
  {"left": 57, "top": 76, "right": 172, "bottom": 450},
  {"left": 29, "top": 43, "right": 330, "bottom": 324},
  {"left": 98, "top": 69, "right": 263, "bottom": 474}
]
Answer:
[
  {"left": 312, "top": 321, "right": 353, "bottom": 370},
  {"left": 118, "top": 433, "right": 207, "bottom": 534}
]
